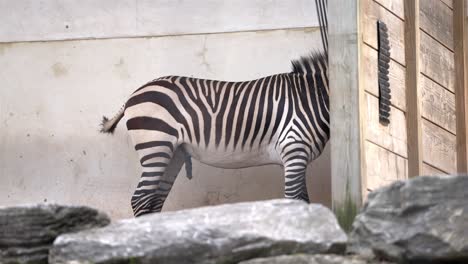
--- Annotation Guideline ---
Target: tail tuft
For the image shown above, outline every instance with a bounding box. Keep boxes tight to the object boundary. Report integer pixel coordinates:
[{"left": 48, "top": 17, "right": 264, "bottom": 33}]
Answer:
[
  {"left": 100, "top": 116, "right": 116, "bottom": 134},
  {"left": 100, "top": 104, "right": 125, "bottom": 134}
]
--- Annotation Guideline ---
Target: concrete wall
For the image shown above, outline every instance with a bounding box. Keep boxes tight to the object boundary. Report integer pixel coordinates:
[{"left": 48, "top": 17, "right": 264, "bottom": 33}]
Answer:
[{"left": 0, "top": 0, "right": 331, "bottom": 219}]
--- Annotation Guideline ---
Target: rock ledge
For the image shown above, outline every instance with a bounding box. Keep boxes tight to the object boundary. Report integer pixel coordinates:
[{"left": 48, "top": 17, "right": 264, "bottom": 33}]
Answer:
[
  {"left": 50, "top": 199, "right": 347, "bottom": 264},
  {"left": 0, "top": 204, "right": 110, "bottom": 264}
]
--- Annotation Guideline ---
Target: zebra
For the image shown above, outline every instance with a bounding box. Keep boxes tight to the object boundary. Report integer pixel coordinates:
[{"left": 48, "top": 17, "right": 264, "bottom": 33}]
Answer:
[{"left": 100, "top": 52, "right": 329, "bottom": 217}]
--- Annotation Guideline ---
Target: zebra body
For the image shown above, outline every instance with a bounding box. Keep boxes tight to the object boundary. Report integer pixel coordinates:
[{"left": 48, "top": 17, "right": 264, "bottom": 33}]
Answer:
[{"left": 101, "top": 53, "right": 329, "bottom": 217}]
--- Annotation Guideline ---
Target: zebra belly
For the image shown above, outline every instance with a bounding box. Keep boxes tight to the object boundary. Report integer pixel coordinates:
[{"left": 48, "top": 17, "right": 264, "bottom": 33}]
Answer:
[{"left": 182, "top": 144, "right": 282, "bottom": 169}]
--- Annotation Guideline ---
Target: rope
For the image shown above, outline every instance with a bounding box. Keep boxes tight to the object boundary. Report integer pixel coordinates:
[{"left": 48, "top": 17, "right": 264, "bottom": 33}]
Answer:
[{"left": 314, "top": 0, "right": 328, "bottom": 55}]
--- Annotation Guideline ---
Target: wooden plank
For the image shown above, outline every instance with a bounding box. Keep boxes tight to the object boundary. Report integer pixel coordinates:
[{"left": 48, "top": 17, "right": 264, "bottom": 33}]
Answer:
[
  {"left": 329, "top": 0, "right": 363, "bottom": 231},
  {"left": 365, "top": 92, "right": 407, "bottom": 157},
  {"left": 465, "top": 4, "right": 468, "bottom": 170},
  {"left": 405, "top": 0, "right": 423, "bottom": 178},
  {"left": 362, "top": 44, "right": 406, "bottom": 111},
  {"left": 422, "top": 162, "right": 447, "bottom": 176},
  {"left": 420, "top": 0, "right": 454, "bottom": 50},
  {"left": 365, "top": 141, "right": 408, "bottom": 192},
  {"left": 373, "top": 0, "right": 404, "bottom": 19},
  {"left": 420, "top": 30, "right": 455, "bottom": 92},
  {"left": 0, "top": 0, "right": 319, "bottom": 43},
  {"left": 454, "top": 0, "right": 468, "bottom": 173},
  {"left": 363, "top": 0, "right": 406, "bottom": 65},
  {"left": 421, "top": 74, "right": 456, "bottom": 134},
  {"left": 441, "top": 0, "right": 454, "bottom": 9},
  {"left": 422, "top": 119, "right": 457, "bottom": 173}
]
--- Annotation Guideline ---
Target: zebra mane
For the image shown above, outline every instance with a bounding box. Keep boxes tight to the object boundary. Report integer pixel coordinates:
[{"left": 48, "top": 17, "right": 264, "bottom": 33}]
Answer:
[{"left": 291, "top": 52, "right": 327, "bottom": 75}]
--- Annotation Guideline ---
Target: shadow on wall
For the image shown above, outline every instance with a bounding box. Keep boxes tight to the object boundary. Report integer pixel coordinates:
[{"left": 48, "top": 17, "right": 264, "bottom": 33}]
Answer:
[
  {"left": 0, "top": 116, "right": 331, "bottom": 219},
  {"left": 165, "top": 144, "right": 331, "bottom": 212}
]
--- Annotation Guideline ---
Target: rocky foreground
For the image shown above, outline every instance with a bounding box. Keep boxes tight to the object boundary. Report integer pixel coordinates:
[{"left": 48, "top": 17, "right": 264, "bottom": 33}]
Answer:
[
  {"left": 1, "top": 175, "right": 467, "bottom": 264},
  {"left": 0, "top": 205, "right": 109, "bottom": 264}
]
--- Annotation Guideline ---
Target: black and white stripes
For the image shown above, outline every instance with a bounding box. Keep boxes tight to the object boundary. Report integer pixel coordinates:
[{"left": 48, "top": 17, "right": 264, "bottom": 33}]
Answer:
[{"left": 101, "top": 52, "right": 329, "bottom": 217}]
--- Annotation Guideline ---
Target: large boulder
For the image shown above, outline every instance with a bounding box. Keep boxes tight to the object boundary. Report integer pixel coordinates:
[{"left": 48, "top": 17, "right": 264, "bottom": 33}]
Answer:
[
  {"left": 0, "top": 204, "right": 110, "bottom": 264},
  {"left": 239, "top": 254, "right": 395, "bottom": 264},
  {"left": 50, "top": 199, "right": 347, "bottom": 264},
  {"left": 348, "top": 175, "right": 468, "bottom": 263}
]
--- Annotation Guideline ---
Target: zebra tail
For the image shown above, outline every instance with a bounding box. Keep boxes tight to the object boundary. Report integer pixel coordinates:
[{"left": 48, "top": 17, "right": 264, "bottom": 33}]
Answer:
[{"left": 100, "top": 105, "right": 125, "bottom": 134}]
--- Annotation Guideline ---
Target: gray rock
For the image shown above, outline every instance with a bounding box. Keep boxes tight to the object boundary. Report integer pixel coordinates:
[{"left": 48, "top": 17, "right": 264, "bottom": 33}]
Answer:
[
  {"left": 348, "top": 175, "right": 468, "bottom": 263},
  {"left": 0, "top": 204, "right": 110, "bottom": 264},
  {"left": 50, "top": 199, "right": 347, "bottom": 264},
  {"left": 239, "top": 254, "right": 395, "bottom": 264}
]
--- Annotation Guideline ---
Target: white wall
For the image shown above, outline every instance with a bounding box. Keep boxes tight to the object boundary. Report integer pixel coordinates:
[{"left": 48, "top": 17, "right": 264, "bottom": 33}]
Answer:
[
  {"left": 0, "top": 0, "right": 319, "bottom": 42},
  {"left": 0, "top": 1, "right": 330, "bottom": 219}
]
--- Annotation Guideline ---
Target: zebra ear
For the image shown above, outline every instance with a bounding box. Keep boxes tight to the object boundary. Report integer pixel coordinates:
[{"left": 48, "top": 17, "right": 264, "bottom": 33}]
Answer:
[{"left": 377, "top": 20, "right": 391, "bottom": 126}]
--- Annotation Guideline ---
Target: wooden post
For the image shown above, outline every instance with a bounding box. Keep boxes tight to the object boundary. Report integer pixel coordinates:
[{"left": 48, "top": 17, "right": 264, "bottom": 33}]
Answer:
[
  {"left": 404, "top": 0, "right": 422, "bottom": 178},
  {"left": 454, "top": 0, "right": 468, "bottom": 173},
  {"left": 329, "top": 0, "right": 364, "bottom": 231}
]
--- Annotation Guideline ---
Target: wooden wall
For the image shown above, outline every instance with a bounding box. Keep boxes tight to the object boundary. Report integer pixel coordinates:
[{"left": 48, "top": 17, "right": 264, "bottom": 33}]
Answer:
[
  {"left": 419, "top": 0, "right": 457, "bottom": 175},
  {"left": 362, "top": 0, "right": 408, "bottom": 193},
  {"left": 329, "top": 0, "right": 466, "bottom": 229},
  {"left": 360, "top": 0, "right": 465, "bottom": 195}
]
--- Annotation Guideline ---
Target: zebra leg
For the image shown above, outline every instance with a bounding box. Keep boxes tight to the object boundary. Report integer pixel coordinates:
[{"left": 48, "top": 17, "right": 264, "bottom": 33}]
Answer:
[
  {"left": 280, "top": 144, "right": 311, "bottom": 203},
  {"left": 283, "top": 162, "right": 310, "bottom": 203},
  {"left": 131, "top": 146, "right": 186, "bottom": 217}
]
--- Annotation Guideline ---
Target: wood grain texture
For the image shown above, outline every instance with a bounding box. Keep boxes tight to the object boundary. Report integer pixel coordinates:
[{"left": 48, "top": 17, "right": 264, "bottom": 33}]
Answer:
[
  {"left": 422, "top": 119, "right": 457, "bottom": 173},
  {"left": 440, "top": 0, "right": 454, "bottom": 8},
  {"left": 373, "top": 0, "right": 404, "bottom": 19},
  {"left": 420, "top": 30, "right": 455, "bottom": 92},
  {"left": 363, "top": 0, "right": 406, "bottom": 65},
  {"left": 421, "top": 74, "right": 456, "bottom": 134},
  {"left": 365, "top": 141, "right": 408, "bottom": 192},
  {"left": 453, "top": 0, "right": 468, "bottom": 173},
  {"left": 420, "top": 0, "right": 454, "bottom": 50},
  {"left": 405, "top": 0, "right": 423, "bottom": 177},
  {"left": 422, "top": 162, "right": 447, "bottom": 175},
  {"left": 365, "top": 92, "right": 408, "bottom": 157},
  {"left": 362, "top": 44, "right": 406, "bottom": 111},
  {"left": 329, "top": 0, "right": 363, "bottom": 221}
]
